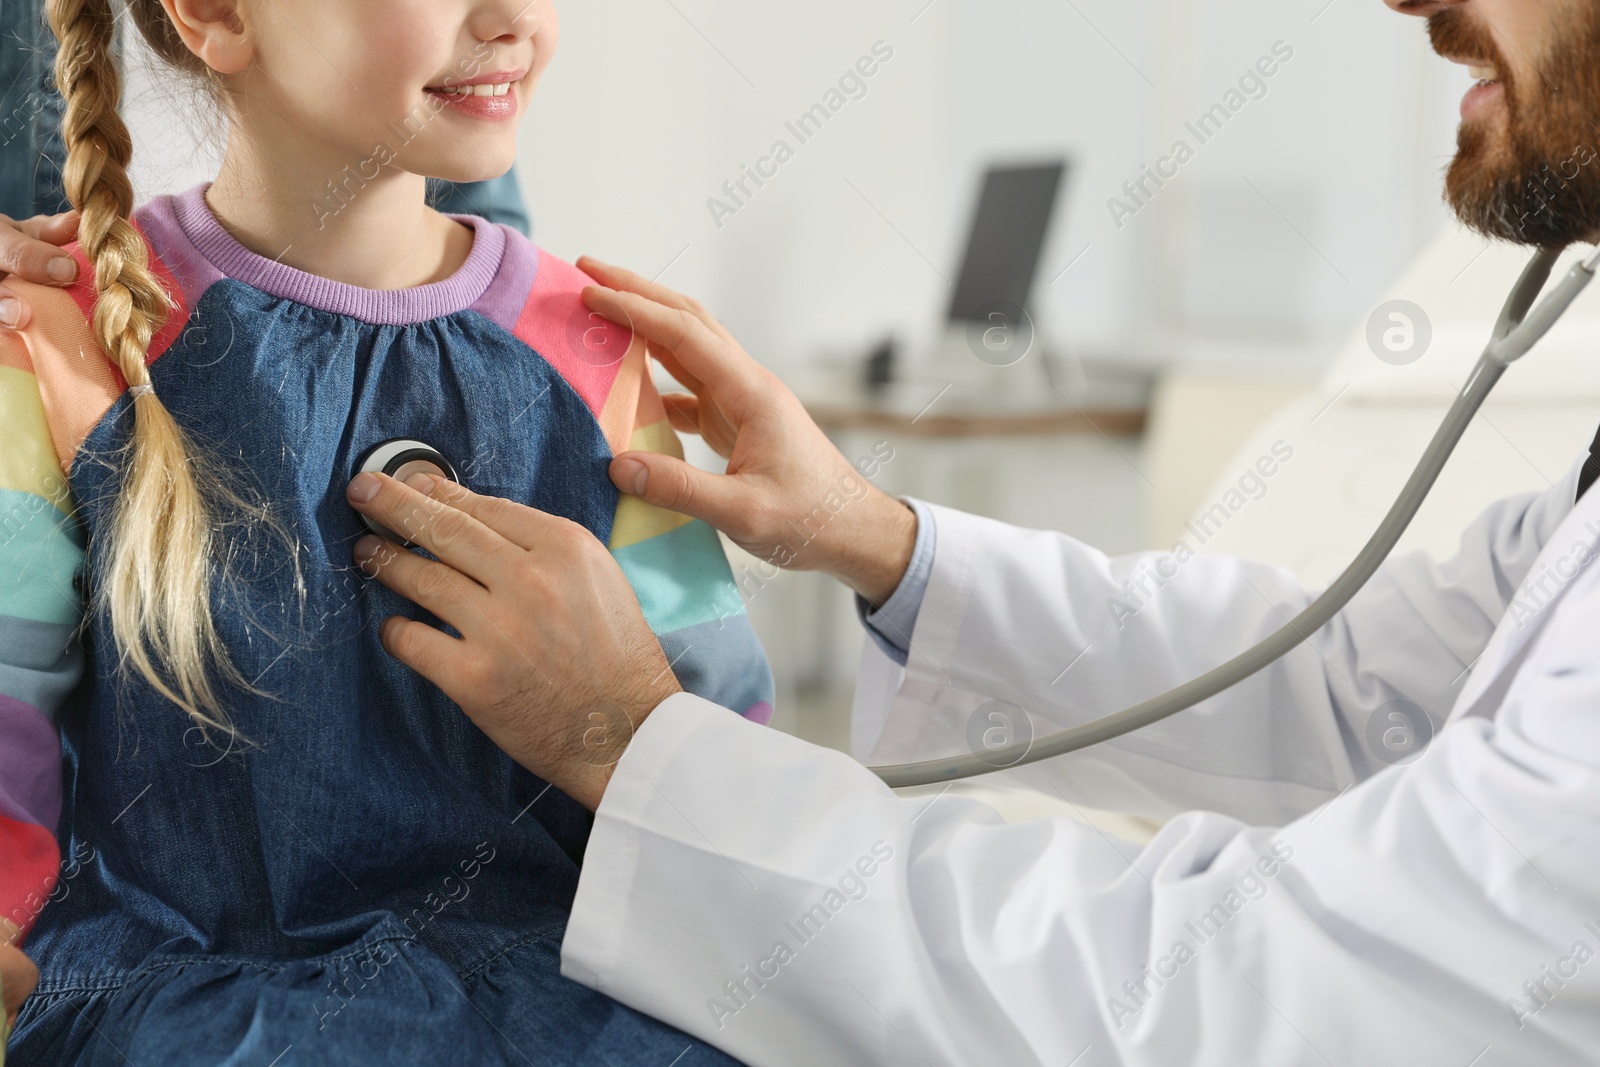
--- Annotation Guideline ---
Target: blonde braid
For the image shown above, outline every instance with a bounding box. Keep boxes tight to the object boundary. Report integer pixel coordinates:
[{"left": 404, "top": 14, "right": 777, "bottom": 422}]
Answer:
[{"left": 48, "top": 0, "right": 293, "bottom": 735}]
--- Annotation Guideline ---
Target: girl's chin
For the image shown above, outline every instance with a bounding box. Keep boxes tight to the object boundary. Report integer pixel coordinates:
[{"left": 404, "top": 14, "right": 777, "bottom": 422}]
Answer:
[{"left": 413, "top": 153, "right": 520, "bottom": 188}]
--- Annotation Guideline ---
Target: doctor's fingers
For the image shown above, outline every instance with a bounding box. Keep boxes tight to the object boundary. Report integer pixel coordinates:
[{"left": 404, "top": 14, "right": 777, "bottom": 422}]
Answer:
[
  {"left": 347, "top": 472, "right": 515, "bottom": 590},
  {"left": 581, "top": 286, "right": 768, "bottom": 419},
  {"left": 608, "top": 446, "right": 755, "bottom": 535},
  {"left": 659, "top": 389, "right": 740, "bottom": 460},
  {"left": 580, "top": 285, "right": 708, "bottom": 396},
  {"left": 355, "top": 536, "right": 492, "bottom": 637},
  {"left": 374, "top": 612, "right": 477, "bottom": 708},
  {"left": 576, "top": 255, "right": 738, "bottom": 346},
  {"left": 393, "top": 474, "right": 558, "bottom": 552},
  {"left": 660, "top": 392, "right": 703, "bottom": 434}
]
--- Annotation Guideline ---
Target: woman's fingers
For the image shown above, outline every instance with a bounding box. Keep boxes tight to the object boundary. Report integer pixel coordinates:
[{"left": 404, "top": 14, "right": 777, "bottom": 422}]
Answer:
[
  {"left": 0, "top": 212, "right": 80, "bottom": 287},
  {"left": 581, "top": 285, "right": 705, "bottom": 361},
  {"left": 17, "top": 210, "right": 80, "bottom": 245},
  {"left": 0, "top": 284, "right": 31, "bottom": 330},
  {"left": 0, "top": 212, "right": 82, "bottom": 330},
  {"left": 1, "top": 941, "right": 39, "bottom": 1031}
]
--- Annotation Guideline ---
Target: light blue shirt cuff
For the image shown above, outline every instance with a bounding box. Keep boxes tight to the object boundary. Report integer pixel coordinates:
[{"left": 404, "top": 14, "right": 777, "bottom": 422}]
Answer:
[{"left": 855, "top": 497, "right": 935, "bottom": 667}]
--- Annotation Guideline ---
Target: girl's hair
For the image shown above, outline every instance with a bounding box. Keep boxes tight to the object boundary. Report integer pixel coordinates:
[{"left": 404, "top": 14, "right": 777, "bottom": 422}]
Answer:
[{"left": 47, "top": 0, "right": 298, "bottom": 735}]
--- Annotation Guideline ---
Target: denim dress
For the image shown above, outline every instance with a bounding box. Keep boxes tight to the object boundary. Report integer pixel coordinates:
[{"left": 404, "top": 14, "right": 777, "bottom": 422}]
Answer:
[{"left": 2, "top": 184, "right": 769, "bottom": 1065}]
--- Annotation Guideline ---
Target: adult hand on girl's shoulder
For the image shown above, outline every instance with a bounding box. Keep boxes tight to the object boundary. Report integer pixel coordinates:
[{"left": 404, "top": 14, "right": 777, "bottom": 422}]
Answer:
[
  {"left": 0, "top": 211, "right": 81, "bottom": 330},
  {"left": 346, "top": 471, "right": 683, "bottom": 812},
  {"left": 1, "top": 921, "right": 39, "bottom": 1034}
]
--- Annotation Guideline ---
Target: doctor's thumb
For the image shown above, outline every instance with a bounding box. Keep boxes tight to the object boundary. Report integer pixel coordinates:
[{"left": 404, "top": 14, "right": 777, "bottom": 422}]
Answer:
[{"left": 609, "top": 452, "right": 744, "bottom": 528}]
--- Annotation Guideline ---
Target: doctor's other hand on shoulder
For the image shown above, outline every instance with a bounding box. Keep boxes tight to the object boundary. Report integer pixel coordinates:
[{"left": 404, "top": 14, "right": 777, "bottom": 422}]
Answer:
[
  {"left": 582, "top": 255, "right": 919, "bottom": 608},
  {"left": 344, "top": 255, "right": 913, "bottom": 811}
]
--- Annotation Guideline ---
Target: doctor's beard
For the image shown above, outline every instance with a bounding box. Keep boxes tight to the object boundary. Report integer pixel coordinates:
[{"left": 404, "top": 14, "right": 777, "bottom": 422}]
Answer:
[{"left": 1434, "top": 5, "right": 1600, "bottom": 247}]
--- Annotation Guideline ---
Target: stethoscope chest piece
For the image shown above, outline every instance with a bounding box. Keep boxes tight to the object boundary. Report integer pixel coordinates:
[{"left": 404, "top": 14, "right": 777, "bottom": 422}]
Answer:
[{"left": 352, "top": 438, "right": 460, "bottom": 549}]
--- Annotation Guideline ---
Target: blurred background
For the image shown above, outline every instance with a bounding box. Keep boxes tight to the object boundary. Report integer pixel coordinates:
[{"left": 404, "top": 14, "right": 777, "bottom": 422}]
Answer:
[
  {"left": 516, "top": 0, "right": 1478, "bottom": 747},
  {"left": 111, "top": 0, "right": 1600, "bottom": 752}
]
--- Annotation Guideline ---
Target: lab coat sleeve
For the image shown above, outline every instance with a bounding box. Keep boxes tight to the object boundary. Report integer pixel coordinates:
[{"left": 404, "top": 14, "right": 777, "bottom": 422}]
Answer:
[
  {"left": 562, "top": 684, "right": 1600, "bottom": 1067},
  {"left": 854, "top": 472, "right": 1577, "bottom": 825}
]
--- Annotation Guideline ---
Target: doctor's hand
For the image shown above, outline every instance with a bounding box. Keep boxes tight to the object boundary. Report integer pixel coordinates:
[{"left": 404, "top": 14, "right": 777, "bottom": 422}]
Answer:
[
  {"left": 345, "top": 471, "right": 683, "bottom": 811},
  {"left": 0, "top": 211, "right": 80, "bottom": 330},
  {"left": 578, "top": 256, "right": 917, "bottom": 606}
]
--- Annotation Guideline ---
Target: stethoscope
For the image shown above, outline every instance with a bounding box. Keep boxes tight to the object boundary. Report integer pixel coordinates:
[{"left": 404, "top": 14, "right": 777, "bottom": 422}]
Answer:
[
  {"left": 344, "top": 246, "right": 1600, "bottom": 789},
  {"left": 871, "top": 243, "right": 1600, "bottom": 787},
  {"left": 352, "top": 439, "right": 460, "bottom": 549}
]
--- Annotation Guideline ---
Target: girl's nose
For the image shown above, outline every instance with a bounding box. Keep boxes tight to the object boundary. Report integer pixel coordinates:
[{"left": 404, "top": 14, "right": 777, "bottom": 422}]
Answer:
[{"left": 471, "top": 0, "right": 545, "bottom": 45}]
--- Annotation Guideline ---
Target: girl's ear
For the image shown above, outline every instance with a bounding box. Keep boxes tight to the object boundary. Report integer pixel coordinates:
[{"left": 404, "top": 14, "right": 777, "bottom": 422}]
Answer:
[{"left": 158, "top": 0, "right": 252, "bottom": 75}]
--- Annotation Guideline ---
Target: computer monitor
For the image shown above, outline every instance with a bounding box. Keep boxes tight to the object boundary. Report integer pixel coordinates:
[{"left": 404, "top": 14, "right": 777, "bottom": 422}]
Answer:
[{"left": 946, "top": 161, "right": 1067, "bottom": 324}]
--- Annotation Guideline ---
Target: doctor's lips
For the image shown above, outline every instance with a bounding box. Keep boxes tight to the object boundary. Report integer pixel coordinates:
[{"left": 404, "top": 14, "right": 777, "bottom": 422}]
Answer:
[
  {"left": 1452, "top": 57, "right": 1505, "bottom": 122},
  {"left": 1429, "top": 11, "right": 1509, "bottom": 123},
  {"left": 425, "top": 69, "right": 527, "bottom": 121}
]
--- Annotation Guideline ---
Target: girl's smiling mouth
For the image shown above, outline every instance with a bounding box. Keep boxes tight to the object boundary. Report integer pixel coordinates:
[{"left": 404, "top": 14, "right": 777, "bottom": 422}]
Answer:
[{"left": 425, "top": 69, "right": 527, "bottom": 120}]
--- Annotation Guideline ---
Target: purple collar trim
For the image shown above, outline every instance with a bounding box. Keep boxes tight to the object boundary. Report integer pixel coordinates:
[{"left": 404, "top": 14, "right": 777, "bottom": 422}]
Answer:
[{"left": 168, "top": 183, "right": 506, "bottom": 326}]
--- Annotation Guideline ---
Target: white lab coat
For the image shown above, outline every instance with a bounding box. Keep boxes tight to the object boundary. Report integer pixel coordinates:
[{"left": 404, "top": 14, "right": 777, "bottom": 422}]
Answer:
[{"left": 561, "top": 457, "right": 1600, "bottom": 1067}]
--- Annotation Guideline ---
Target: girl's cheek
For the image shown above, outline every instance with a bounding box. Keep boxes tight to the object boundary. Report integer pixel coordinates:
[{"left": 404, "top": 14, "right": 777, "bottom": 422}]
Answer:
[{"left": 354, "top": 18, "right": 444, "bottom": 86}]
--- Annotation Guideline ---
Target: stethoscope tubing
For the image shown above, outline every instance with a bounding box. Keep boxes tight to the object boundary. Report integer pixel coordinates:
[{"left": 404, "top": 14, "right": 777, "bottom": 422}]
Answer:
[{"left": 871, "top": 245, "right": 1596, "bottom": 787}]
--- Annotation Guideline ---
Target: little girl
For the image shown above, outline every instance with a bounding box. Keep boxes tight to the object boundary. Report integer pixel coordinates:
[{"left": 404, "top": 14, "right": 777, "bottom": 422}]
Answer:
[{"left": 0, "top": 0, "right": 771, "bottom": 1062}]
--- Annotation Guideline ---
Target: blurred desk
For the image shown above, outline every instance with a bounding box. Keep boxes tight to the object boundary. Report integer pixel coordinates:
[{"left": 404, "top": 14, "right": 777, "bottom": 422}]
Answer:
[
  {"left": 789, "top": 378, "right": 1152, "bottom": 543},
  {"left": 805, "top": 399, "right": 1147, "bottom": 438},
  {"left": 797, "top": 354, "right": 1154, "bottom": 438}
]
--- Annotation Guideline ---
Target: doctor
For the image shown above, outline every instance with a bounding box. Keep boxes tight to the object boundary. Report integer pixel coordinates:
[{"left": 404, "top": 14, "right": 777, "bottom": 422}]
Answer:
[{"left": 346, "top": 0, "right": 1600, "bottom": 1064}]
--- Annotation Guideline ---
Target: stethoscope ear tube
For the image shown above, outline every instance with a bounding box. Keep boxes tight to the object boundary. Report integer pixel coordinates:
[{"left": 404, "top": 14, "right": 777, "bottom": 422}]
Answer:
[{"left": 871, "top": 244, "right": 1597, "bottom": 788}]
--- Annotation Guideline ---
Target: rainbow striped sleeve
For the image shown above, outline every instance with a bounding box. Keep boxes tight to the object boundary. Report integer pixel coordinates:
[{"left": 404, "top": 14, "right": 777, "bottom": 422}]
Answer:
[
  {"left": 606, "top": 389, "right": 774, "bottom": 721},
  {"left": 0, "top": 323, "right": 85, "bottom": 942},
  {"left": 507, "top": 248, "right": 774, "bottom": 720}
]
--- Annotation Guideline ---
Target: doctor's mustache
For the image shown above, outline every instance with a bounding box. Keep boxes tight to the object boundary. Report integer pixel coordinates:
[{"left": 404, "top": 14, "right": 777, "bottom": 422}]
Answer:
[{"left": 1430, "top": 5, "right": 1600, "bottom": 246}]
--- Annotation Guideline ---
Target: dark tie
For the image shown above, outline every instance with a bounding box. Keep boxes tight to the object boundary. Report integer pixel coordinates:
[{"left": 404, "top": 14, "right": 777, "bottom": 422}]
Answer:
[{"left": 1579, "top": 422, "right": 1600, "bottom": 502}]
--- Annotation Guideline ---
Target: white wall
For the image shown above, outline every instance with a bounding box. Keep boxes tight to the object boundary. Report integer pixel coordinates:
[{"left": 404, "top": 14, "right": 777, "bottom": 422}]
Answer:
[
  {"left": 523, "top": 0, "right": 1472, "bottom": 378},
  {"left": 122, "top": 0, "right": 1473, "bottom": 379}
]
